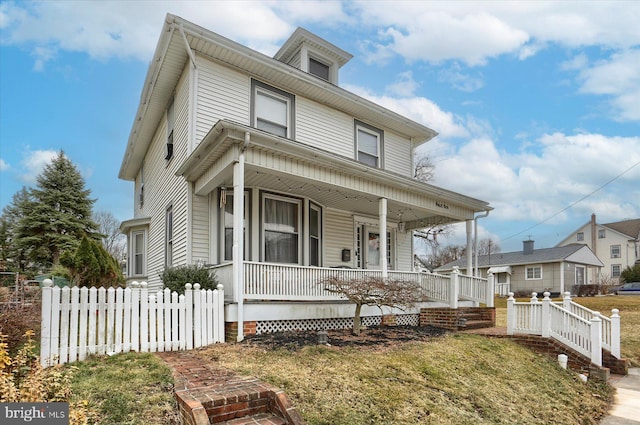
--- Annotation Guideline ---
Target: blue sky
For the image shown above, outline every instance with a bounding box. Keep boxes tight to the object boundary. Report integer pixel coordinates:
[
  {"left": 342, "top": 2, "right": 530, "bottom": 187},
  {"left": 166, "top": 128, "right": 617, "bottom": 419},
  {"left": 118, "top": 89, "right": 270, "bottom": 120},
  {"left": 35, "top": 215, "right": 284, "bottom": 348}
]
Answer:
[{"left": 1, "top": 1, "right": 639, "bottom": 253}]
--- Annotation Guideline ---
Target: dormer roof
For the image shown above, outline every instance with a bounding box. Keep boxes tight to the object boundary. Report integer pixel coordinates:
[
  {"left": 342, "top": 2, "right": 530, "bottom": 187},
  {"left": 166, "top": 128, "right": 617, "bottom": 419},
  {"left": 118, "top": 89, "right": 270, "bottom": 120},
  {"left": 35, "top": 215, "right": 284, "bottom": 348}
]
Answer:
[{"left": 274, "top": 27, "right": 353, "bottom": 68}]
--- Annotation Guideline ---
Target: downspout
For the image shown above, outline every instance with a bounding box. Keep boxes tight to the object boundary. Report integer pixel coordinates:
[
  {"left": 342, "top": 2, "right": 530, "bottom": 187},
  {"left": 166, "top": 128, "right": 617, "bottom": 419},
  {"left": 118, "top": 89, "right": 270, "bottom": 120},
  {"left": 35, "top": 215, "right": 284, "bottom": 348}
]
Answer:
[{"left": 474, "top": 210, "right": 490, "bottom": 277}]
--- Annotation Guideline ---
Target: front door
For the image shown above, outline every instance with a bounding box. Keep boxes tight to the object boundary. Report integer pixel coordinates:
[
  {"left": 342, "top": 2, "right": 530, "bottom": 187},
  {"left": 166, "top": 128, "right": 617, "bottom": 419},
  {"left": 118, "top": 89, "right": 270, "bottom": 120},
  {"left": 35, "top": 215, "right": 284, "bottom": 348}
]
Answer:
[{"left": 362, "top": 226, "right": 392, "bottom": 270}]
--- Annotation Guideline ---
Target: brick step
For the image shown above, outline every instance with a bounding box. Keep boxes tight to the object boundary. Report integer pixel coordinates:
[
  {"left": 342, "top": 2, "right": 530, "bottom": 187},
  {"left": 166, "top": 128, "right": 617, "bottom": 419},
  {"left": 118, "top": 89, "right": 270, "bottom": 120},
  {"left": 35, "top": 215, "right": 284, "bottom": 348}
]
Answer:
[
  {"left": 458, "top": 319, "right": 495, "bottom": 330},
  {"left": 203, "top": 386, "right": 273, "bottom": 423},
  {"left": 217, "top": 412, "right": 287, "bottom": 425}
]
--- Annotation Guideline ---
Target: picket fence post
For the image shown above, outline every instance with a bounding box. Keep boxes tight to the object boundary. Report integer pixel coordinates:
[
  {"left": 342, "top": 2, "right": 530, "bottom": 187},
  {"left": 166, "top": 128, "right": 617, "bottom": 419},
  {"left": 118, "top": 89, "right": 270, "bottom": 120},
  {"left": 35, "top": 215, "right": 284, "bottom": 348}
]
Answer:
[
  {"left": 611, "top": 309, "right": 621, "bottom": 358},
  {"left": 486, "top": 272, "right": 494, "bottom": 307},
  {"left": 450, "top": 267, "right": 459, "bottom": 309},
  {"left": 541, "top": 292, "right": 551, "bottom": 338},
  {"left": 506, "top": 292, "right": 515, "bottom": 335},
  {"left": 590, "top": 313, "right": 602, "bottom": 367},
  {"left": 40, "top": 279, "right": 54, "bottom": 367}
]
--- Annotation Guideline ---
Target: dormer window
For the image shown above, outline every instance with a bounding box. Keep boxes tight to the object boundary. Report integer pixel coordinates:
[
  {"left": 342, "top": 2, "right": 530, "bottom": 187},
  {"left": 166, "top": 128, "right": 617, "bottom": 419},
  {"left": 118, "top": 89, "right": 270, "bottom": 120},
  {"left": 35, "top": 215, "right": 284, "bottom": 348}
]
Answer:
[{"left": 309, "top": 57, "right": 330, "bottom": 81}]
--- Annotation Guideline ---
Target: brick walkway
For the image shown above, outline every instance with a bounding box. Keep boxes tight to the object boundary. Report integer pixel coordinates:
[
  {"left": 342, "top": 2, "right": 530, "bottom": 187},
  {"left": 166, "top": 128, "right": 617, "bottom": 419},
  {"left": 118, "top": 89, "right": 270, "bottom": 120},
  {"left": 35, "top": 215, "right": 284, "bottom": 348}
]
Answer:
[{"left": 158, "top": 351, "right": 304, "bottom": 425}]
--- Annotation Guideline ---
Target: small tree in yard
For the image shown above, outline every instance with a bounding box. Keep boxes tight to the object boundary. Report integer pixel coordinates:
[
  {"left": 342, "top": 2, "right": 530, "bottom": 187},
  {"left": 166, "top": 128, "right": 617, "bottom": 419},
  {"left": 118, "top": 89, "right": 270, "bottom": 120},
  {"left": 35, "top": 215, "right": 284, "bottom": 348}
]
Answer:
[{"left": 321, "top": 276, "right": 424, "bottom": 335}]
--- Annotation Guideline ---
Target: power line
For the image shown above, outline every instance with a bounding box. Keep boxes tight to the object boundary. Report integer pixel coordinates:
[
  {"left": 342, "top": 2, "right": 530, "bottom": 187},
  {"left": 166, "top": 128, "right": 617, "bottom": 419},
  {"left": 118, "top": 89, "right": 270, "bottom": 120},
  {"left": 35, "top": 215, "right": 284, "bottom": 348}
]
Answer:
[{"left": 501, "top": 160, "right": 640, "bottom": 242}]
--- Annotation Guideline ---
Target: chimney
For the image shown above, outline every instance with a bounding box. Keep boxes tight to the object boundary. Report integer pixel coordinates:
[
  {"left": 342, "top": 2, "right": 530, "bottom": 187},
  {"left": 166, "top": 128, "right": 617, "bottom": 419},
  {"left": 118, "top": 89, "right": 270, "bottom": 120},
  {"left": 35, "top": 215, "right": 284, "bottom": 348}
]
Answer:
[{"left": 523, "top": 239, "right": 534, "bottom": 255}]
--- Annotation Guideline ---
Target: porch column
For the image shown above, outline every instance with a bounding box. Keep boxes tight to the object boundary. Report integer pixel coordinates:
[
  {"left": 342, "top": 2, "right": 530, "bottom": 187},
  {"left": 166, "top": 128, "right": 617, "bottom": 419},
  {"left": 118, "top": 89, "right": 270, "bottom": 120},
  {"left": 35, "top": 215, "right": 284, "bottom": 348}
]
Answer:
[
  {"left": 379, "top": 198, "right": 388, "bottom": 278},
  {"left": 233, "top": 139, "right": 246, "bottom": 342},
  {"left": 560, "top": 261, "right": 565, "bottom": 294},
  {"left": 466, "top": 220, "right": 473, "bottom": 275}
]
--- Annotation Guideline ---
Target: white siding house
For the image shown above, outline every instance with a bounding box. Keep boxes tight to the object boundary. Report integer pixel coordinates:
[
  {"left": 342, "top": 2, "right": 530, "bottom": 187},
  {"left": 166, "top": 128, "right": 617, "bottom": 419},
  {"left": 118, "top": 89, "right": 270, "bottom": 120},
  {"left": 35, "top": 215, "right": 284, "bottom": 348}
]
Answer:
[
  {"left": 556, "top": 214, "right": 640, "bottom": 284},
  {"left": 119, "top": 15, "right": 492, "bottom": 340}
]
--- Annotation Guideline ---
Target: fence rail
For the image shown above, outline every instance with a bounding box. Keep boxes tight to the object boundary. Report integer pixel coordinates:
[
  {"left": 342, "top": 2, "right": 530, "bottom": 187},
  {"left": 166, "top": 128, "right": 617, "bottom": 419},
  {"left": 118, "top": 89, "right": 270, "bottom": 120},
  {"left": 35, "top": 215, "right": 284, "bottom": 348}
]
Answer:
[
  {"left": 40, "top": 280, "right": 224, "bottom": 367},
  {"left": 507, "top": 291, "right": 621, "bottom": 366}
]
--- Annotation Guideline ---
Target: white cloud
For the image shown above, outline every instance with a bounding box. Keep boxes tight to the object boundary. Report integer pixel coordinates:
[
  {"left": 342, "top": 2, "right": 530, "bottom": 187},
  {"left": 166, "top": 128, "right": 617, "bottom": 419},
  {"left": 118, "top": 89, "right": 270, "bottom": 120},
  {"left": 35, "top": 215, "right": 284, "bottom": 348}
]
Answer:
[
  {"left": 18, "top": 149, "right": 58, "bottom": 184},
  {"left": 0, "top": 158, "right": 10, "bottom": 172},
  {"left": 385, "top": 71, "right": 419, "bottom": 97},
  {"left": 575, "top": 49, "right": 640, "bottom": 121},
  {"left": 438, "top": 63, "right": 484, "bottom": 92},
  {"left": 344, "top": 84, "right": 470, "bottom": 139},
  {"left": 430, "top": 132, "right": 640, "bottom": 225}
]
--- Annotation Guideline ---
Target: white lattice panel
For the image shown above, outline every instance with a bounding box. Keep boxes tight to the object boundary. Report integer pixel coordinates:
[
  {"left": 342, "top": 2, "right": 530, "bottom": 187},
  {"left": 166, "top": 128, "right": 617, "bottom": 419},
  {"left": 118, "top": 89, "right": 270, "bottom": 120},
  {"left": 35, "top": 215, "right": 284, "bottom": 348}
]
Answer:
[{"left": 256, "top": 316, "right": 388, "bottom": 334}]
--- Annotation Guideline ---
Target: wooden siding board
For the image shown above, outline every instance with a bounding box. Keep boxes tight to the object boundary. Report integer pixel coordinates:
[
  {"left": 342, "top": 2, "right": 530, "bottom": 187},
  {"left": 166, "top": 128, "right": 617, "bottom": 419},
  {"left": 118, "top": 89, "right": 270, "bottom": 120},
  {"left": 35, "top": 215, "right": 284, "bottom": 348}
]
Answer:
[{"left": 324, "top": 209, "right": 354, "bottom": 267}]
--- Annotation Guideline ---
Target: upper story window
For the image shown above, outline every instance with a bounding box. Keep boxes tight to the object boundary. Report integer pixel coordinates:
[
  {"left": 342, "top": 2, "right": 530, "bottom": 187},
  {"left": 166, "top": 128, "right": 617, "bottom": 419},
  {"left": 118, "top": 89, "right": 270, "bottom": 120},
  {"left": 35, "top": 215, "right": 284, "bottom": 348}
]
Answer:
[
  {"left": 611, "top": 245, "right": 621, "bottom": 258},
  {"left": 526, "top": 266, "right": 542, "bottom": 280},
  {"left": 309, "top": 57, "right": 330, "bottom": 81},
  {"left": 577, "top": 232, "right": 584, "bottom": 241},
  {"left": 355, "top": 120, "right": 383, "bottom": 168},
  {"left": 252, "top": 80, "right": 295, "bottom": 138},
  {"left": 598, "top": 229, "right": 606, "bottom": 239},
  {"left": 166, "top": 96, "right": 174, "bottom": 160}
]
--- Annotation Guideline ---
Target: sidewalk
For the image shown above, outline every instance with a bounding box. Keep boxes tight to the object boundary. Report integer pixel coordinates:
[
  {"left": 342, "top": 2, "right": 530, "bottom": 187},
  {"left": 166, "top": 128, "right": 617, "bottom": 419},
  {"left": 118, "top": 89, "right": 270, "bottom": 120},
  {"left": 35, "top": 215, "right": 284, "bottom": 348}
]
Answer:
[{"left": 601, "top": 368, "right": 640, "bottom": 424}]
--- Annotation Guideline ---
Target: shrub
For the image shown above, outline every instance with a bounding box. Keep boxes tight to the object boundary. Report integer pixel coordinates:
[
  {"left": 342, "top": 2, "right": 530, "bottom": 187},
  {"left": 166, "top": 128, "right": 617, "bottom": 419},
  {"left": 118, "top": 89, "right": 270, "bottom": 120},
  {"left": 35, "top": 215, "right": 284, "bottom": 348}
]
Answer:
[
  {"left": 60, "top": 235, "right": 124, "bottom": 287},
  {"left": 0, "top": 303, "right": 41, "bottom": 354},
  {"left": 159, "top": 263, "right": 218, "bottom": 295},
  {"left": 573, "top": 284, "right": 603, "bottom": 297},
  {"left": 0, "top": 331, "right": 99, "bottom": 423},
  {"left": 621, "top": 264, "right": 640, "bottom": 283}
]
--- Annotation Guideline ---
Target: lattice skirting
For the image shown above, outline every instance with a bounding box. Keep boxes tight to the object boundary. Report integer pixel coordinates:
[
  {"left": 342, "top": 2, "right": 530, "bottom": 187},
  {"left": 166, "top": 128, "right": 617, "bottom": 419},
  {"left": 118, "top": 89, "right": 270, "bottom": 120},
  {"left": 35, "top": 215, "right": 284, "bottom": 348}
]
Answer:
[{"left": 255, "top": 314, "right": 419, "bottom": 334}]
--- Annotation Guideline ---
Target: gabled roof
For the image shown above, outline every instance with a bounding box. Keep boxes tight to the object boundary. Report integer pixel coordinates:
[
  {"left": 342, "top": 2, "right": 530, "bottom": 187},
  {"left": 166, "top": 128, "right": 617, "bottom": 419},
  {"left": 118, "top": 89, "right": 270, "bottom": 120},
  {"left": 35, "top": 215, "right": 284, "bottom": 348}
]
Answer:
[
  {"left": 437, "top": 243, "right": 603, "bottom": 271},
  {"left": 603, "top": 218, "right": 640, "bottom": 240},
  {"left": 119, "top": 14, "right": 437, "bottom": 181}
]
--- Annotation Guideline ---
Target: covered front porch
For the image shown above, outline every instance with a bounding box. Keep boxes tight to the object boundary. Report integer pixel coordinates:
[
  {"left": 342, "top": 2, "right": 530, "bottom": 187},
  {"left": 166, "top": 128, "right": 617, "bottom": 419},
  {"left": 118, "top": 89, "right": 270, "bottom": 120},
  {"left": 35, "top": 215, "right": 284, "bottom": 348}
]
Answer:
[{"left": 211, "top": 261, "right": 494, "bottom": 339}]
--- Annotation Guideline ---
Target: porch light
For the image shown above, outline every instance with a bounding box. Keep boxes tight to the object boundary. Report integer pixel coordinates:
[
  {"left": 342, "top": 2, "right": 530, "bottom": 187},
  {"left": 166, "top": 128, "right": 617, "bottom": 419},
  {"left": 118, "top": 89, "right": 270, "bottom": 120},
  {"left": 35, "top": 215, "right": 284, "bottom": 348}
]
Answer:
[{"left": 398, "top": 222, "right": 406, "bottom": 233}]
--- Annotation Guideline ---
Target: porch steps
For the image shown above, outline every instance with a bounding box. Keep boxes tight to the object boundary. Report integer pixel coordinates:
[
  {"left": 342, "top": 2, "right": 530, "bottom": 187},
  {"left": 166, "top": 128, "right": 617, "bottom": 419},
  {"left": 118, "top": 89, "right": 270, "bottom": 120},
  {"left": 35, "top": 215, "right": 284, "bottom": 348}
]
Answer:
[
  {"left": 458, "top": 310, "right": 494, "bottom": 330},
  {"left": 158, "top": 352, "right": 305, "bottom": 425}
]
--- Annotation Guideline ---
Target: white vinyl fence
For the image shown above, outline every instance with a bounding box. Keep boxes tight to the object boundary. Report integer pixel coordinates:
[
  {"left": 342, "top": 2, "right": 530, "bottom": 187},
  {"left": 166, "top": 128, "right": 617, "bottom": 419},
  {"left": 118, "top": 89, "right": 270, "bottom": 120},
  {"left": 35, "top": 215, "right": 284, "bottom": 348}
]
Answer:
[
  {"left": 507, "top": 291, "right": 621, "bottom": 367},
  {"left": 40, "top": 280, "right": 224, "bottom": 367}
]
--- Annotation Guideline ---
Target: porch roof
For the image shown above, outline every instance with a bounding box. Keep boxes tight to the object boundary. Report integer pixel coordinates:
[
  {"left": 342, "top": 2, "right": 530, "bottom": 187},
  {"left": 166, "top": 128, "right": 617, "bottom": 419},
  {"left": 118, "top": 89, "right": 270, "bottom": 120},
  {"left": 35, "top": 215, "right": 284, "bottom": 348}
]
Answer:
[{"left": 177, "top": 120, "right": 491, "bottom": 229}]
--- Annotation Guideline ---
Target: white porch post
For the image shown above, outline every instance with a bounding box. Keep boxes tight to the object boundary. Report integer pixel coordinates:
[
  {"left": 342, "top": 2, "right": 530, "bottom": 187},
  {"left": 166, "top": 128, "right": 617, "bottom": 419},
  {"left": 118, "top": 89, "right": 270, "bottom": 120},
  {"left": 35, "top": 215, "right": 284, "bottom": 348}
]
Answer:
[
  {"left": 233, "top": 137, "right": 246, "bottom": 342},
  {"left": 379, "top": 198, "right": 388, "bottom": 278},
  {"left": 611, "top": 309, "right": 621, "bottom": 358},
  {"left": 466, "top": 220, "right": 473, "bottom": 276},
  {"left": 590, "top": 314, "right": 603, "bottom": 367}
]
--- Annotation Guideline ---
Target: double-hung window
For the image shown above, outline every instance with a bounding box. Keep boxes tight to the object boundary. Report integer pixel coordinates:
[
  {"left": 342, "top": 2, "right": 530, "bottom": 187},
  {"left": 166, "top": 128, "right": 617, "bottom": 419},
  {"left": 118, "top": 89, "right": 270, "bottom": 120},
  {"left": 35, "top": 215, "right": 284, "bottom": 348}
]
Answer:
[
  {"left": 222, "top": 191, "right": 249, "bottom": 262},
  {"left": 355, "top": 120, "right": 383, "bottom": 167},
  {"left": 263, "top": 194, "right": 301, "bottom": 264},
  {"left": 611, "top": 245, "right": 621, "bottom": 258},
  {"left": 525, "top": 266, "right": 542, "bottom": 280},
  {"left": 612, "top": 264, "right": 621, "bottom": 277},
  {"left": 309, "top": 57, "right": 330, "bottom": 81},
  {"left": 576, "top": 232, "right": 584, "bottom": 241},
  {"left": 165, "top": 205, "right": 173, "bottom": 267},
  {"left": 309, "top": 203, "right": 322, "bottom": 266},
  {"left": 252, "top": 80, "right": 295, "bottom": 138},
  {"left": 132, "top": 231, "right": 146, "bottom": 276}
]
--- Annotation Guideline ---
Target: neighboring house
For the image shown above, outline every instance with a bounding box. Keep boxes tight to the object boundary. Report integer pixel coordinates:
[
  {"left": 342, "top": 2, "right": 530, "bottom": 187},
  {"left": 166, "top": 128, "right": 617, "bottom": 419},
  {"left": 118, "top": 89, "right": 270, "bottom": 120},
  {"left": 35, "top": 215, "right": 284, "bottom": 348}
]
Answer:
[
  {"left": 556, "top": 214, "right": 640, "bottom": 284},
  {"left": 437, "top": 240, "right": 603, "bottom": 296},
  {"left": 118, "top": 15, "right": 491, "bottom": 339}
]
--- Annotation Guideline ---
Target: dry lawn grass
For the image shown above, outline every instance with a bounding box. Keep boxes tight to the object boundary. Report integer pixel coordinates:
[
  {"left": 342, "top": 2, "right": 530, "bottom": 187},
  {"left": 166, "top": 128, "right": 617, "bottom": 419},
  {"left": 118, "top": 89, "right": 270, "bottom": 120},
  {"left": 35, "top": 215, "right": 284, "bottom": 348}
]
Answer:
[
  {"left": 495, "top": 295, "right": 640, "bottom": 366},
  {"left": 198, "top": 334, "right": 612, "bottom": 425}
]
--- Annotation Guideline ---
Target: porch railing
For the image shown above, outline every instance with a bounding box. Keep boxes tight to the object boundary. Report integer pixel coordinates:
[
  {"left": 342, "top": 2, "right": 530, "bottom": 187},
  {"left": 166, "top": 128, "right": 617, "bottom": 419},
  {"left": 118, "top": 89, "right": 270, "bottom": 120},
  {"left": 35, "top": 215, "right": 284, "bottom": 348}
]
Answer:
[
  {"left": 507, "top": 292, "right": 621, "bottom": 366},
  {"left": 209, "top": 262, "right": 493, "bottom": 308}
]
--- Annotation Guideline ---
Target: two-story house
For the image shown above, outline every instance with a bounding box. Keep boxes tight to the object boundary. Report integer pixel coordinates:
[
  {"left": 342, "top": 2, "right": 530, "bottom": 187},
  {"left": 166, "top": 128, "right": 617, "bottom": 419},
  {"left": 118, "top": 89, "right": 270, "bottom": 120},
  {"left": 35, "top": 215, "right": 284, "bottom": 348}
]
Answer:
[
  {"left": 118, "top": 15, "right": 492, "bottom": 340},
  {"left": 556, "top": 214, "right": 640, "bottom": 284}
]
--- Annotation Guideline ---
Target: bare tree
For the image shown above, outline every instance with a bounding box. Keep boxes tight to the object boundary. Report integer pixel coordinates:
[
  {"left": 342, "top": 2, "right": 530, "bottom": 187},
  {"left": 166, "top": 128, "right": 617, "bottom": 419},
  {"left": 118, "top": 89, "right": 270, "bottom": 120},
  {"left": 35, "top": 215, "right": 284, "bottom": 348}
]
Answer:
[
  {"left": 93, "top": 211, "right": 126, "bottom": 262},
  {"left": 321, "top": 276, "right": 423, "bottom": 335},
  {"left": 476, "top": 238, "right": 501, "bottom": 256},
  {"left": 414, "top": 153, "right": 435, "bottom": 182}
]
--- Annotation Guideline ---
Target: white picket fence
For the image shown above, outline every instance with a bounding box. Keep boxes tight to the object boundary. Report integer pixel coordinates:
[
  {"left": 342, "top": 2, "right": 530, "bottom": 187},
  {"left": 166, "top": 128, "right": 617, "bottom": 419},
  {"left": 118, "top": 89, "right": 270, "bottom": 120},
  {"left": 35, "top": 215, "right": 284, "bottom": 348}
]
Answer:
[{"left": 40, "top": 280, "right": 225, "bottom": 367}]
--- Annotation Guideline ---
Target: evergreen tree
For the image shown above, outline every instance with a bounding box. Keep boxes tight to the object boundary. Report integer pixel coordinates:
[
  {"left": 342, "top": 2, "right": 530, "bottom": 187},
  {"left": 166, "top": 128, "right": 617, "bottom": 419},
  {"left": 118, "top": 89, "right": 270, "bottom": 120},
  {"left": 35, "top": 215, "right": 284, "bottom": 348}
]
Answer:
[
  {"left": 15, "top": 151, "right": 99, "bottom": 268},
  {"left": 0, "top": 187, "right": 33, "bottom": 272}
]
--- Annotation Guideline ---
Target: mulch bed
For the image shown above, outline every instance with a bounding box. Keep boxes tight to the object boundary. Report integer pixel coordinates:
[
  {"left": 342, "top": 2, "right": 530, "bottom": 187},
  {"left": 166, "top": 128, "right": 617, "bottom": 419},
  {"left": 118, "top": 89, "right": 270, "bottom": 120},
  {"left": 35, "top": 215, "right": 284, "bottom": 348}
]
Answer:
[{"left": 242, "top": 325, "right": 449, "bottom": 350}]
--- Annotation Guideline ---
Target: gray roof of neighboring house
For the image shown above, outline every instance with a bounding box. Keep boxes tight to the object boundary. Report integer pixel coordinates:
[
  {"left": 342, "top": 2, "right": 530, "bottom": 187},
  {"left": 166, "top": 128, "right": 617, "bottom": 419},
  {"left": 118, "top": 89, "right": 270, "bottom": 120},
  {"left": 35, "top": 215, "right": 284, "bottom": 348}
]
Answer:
[
  {"left": 437, "top": 243, "right": 603, "bottom": 271},
  {"left": 603, "top": 218, "right": 640, "bottom": 240}
]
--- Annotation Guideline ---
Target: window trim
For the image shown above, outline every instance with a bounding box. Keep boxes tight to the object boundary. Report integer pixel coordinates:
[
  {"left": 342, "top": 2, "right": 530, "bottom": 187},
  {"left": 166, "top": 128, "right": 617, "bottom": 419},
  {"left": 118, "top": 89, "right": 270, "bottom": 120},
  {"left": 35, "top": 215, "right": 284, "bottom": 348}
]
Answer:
[
  {"left": 598, "top": 229, "right": 606, "bottom": 239},
  {"left": 354, "top": 119, "right": 384, "bottom": 168},
  {"left": 525, "top": 265, "right": 542, "bottom": 280},
  {"left": 221, "top": 189, "right": 251, "bottom": 262},
  {"left": 611, "top": 244, "right": 621, "bottom": 259},
  {"left": 131, "top": 230, "right": 147, "bottom": 277},
  {"left": 576, "top": 232, "right": 584, "bottom": 242},
  {"left": 251, "top": 80, "right": 295, "bottom": 139},
  {"left": 309, "top": 57, "right": 331, "bottom": 81},
  {"left": 165, "top": 205, "right": 173, "bottom": 267},
  {"left": 309, "top": 202, "right": 322, "bottom": 267},
  {"left": 261, "top": 192, "right": 302, "bottom": 264},
  {"left": 166, "top": 96, "right": 175, "bottom": 161},
  {"left": 612, "top": 264, "right": 621, "bottom": 278}
]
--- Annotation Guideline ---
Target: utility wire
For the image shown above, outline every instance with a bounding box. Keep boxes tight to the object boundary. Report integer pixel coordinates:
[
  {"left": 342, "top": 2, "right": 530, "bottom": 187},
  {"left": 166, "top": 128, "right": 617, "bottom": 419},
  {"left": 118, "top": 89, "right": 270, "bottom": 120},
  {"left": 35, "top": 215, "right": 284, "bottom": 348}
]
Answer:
[{"left": 501, "top": 160, "right": 640, "bottom": 242}]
